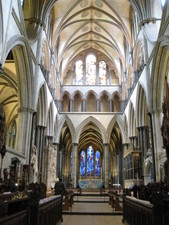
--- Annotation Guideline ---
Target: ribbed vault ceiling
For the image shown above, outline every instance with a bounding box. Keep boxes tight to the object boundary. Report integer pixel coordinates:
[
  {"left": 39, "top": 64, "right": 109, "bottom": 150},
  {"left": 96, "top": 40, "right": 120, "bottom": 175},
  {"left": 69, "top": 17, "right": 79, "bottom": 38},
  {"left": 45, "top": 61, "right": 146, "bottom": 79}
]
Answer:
[{"left": 51, "top": 0, "right": 131, "bottom": 81}]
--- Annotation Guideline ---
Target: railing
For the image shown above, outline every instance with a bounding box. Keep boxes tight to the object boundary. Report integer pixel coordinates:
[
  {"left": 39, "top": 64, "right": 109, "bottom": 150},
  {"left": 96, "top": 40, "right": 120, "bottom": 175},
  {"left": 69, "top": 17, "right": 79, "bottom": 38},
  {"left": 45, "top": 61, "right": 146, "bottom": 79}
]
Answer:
[
  {"left": 0, "top": 194, "right": 62, "bottom": 225},
  {"left": 123, "top": 196, "right": 162, "bottom": 225},
  {"left": 0, "top": 209, "right": 29, "bottom": 225},
  {"left": 30, "top": 195, "right": 62, "bottom": 225}
]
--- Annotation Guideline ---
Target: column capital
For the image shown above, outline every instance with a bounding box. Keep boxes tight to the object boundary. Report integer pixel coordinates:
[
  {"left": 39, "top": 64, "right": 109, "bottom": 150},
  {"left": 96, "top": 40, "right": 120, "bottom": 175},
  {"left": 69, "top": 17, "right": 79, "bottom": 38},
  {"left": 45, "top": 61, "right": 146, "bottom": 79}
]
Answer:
[
  {"left": 72, "top": 143, "right": 78, "bottom": 147},
  {"left": 103, "top": 143, "right": 110, "bottom": 147},
  {"left": 18, "top": 107, "right": 35, "bottom": 113}
]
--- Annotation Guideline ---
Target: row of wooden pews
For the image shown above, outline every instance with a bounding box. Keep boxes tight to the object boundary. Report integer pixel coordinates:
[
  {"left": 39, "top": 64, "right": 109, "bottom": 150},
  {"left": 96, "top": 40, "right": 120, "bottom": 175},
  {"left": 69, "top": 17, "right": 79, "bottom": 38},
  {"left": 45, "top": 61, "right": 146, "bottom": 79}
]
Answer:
[
  {"left": 122, "top": 182, "right": 169, "bottom": 225},
  {"left": 0, "top": 183, "right": 63, "bottom": 225}
]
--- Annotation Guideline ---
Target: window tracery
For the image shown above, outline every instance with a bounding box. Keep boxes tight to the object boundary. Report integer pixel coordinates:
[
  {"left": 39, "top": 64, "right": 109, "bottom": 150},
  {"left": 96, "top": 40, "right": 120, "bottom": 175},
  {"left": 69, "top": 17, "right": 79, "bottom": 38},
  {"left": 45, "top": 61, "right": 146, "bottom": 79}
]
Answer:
[{"left": 80, "top": 146, "right": 101, "bottom": 177}]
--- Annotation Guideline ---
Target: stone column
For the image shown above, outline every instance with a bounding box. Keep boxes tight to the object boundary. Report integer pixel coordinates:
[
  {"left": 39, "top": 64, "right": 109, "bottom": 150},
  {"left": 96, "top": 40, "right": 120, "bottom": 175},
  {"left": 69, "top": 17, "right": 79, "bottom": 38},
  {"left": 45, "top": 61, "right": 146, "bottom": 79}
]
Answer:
[
  {"left": 59, "top": 149, "right": 63, "bottom": 179},
  {"left": 83, "top": 62, "right": 86, "bottom": 85},
  {"left": 96, "top": 99, "right": 100, "bottom": 112},
  {"left": 72, "top": 143, "right": 78, "bottom": 188},
  {"left": 35, "top": 125, "right": 46, "bottom": 183},
  {"left": 15, "top": 107, "right": 34, "bottom": 160},
  {"left": 148, "top": 112, "right": 156, "bottom": 181},
  {"left": 109, "top": 67, "right": 112, "bottom": 85},
  {"left": 53, "top": 143, "right": 59, "bottom": 179},
  {"left": 103, "top": 144, "right": 110, "bottom": 188},
  {"left": 70, "top": 99, "right": 74, "bottom": 112},
  {"left": 109, "top": 99, "right": 112, "bottom": 112},
  {"left": 96, "top": 62, "right": 99, "bottom": 85},
  {"left": 82, "top": 99, "right": 86, "bottom": 112}
]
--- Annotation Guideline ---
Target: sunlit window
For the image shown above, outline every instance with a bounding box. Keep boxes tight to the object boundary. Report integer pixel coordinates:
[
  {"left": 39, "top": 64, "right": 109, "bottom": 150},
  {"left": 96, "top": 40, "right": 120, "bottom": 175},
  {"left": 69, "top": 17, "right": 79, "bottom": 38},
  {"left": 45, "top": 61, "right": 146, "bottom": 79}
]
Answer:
[
  {"left": 161, "top": 0, "right": 166, "bottom": 6},
  {"left": 95, "top": 151, "right": 101, "bottom": 176},
  {"left": 20, "top": 0, "right": 24, "bottom": 6},
  {"left": 76, "top": 60, "right": 83, "bottom": 85},
  {"left": 80, "top": 151, "right": 86, "bottom": 176},
  {"left": 86, "top": 54, "right": 96, "bottom": 85},
  {"left": 99, "top": 61, "right": 107, "bottom": 84},
  {"left": 87, "top": 146, "right": 94, "bottom": 176}
]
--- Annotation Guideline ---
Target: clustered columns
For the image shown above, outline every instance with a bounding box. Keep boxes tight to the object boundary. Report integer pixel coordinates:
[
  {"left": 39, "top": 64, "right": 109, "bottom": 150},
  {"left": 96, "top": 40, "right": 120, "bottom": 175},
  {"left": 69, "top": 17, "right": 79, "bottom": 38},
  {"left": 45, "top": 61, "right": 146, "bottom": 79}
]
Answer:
[
  {"left": 15, "top": 107, "right": 35, "bottom": 157},
  {"left": 35, "top": 125, "right": 46, "bottom": 183},
  {"left": 53, "top": 143, "right": 59, "bottom": 179},
  {"left": 137, "top": 126, "right": 150, "bottom": 159},
  {"left": 60, "top": 97, "right": 120, "bottom": 112},
  {"left": 72, "top": 143, "right": 78, "bottom": 188},
  {"left": 103, "top": 143, "right": 110, "bottom": 188}
]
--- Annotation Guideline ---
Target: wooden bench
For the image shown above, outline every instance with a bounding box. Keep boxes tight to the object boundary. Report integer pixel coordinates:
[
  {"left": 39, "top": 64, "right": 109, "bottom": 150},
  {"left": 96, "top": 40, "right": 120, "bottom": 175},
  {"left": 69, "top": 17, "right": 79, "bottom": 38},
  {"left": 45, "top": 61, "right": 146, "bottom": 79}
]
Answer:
[
  {"left": 108, "top": 191, "right": 123, "bottom": 211},
  {"left": 63, "top": 190, "right": 74, "bottom": 210},
  {"left": 123, "top": 195, "right": 166, "bottom": 225}
]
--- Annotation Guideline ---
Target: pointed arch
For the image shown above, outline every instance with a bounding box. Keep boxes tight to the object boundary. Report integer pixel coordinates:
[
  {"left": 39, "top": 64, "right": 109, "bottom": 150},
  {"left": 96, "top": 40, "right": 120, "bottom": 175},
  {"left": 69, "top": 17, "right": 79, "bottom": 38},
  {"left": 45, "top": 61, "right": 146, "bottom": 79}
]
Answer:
[
  {"left": 136, "top": 83, "right": 148, "bottom": 127},
  {"left": 5, "top": 35, "right": 34, "bottom": 109},
  {"left": 74, "top": 116, "right": 106, "bottom": 144},
  {"left": 107, "top": 115, "right": 125, "bottom": 144},
  {"left": 133, "top": 39, "right": 144, "bottom": 72},
  {"left": 56, "top": 115, "right": 75, "bottom": 143},
  {"left": 74, "top": 92, "right": 82, "bottom": 112},
  {"left": 36, "top": 83, "right": 48, "bottom": 126},
  {"left": 46, "top": 101, "right": 54, "bottom": 136},
  {"left": 128, "top": 102, "right": 136, "bottom": 137},
  {"left": 86, "top": 91, "right": 97, "bottom": 112},
  {"left": 100, "top": 91, "right": 109, "bottom": 112}
]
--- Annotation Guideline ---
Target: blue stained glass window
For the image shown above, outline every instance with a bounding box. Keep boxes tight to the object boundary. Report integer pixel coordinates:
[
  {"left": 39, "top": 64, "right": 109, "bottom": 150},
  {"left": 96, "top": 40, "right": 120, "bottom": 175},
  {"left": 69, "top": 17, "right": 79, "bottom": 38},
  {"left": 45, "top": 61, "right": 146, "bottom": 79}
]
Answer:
[
  {"left": 95, "top": 151, "right": 101, "bottom": 176},
  {"left": 87, "top": 146, "right": 94, "bottom": 176},
  {"left": 80, "top": 151, "right": 86, "bottom": 176}
]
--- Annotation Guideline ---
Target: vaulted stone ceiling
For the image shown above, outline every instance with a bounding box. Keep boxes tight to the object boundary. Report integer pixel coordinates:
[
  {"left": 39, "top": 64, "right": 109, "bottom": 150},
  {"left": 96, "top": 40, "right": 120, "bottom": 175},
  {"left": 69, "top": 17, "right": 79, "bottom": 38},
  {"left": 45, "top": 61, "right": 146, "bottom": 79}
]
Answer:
[{"left": 51, "top": 0, "right": 132, "bottom": 81}]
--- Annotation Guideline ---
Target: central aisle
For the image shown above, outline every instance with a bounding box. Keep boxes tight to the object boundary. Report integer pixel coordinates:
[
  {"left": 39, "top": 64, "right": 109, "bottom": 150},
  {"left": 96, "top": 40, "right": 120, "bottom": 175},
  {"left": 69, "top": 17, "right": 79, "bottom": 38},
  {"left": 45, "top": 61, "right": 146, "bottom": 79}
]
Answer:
[{"left": 61, "top": 190, "right": 123, "bottom": 225}]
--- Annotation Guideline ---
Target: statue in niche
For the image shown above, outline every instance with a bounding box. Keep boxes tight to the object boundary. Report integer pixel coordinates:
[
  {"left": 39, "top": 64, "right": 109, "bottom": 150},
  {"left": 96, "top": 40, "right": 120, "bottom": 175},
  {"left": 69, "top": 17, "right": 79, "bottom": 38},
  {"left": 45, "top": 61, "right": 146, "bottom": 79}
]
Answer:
[
  {"left": 145, "top": 148, "right": 153, "bottom": 167},
  {"left": 31, "top": 145, "right": 38, "bottom": 181},
  {"left": 48, "top": 145, "right": 56, "bottom": 189},
  {"left": 41, "top": 44, "right": 45, "bottom": 68},
  {"left": 138, "top": 46, "right": 144, "bottom": 71}
]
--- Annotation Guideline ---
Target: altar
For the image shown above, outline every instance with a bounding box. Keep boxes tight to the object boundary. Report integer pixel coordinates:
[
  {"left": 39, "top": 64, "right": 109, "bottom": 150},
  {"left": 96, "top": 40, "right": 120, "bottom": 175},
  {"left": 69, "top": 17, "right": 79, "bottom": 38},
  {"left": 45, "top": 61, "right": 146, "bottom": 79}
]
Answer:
[{"left": 78, "top": 179, "right": 104, "bottom": 189}]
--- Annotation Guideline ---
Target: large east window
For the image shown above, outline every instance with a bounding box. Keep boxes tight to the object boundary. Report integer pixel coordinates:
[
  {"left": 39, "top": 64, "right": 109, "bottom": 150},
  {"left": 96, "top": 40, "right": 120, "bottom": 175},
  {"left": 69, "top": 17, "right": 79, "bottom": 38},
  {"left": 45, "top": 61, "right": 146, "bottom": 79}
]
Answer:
[{"left": 80, "top": 146, "right": 101, "bottom": 177}]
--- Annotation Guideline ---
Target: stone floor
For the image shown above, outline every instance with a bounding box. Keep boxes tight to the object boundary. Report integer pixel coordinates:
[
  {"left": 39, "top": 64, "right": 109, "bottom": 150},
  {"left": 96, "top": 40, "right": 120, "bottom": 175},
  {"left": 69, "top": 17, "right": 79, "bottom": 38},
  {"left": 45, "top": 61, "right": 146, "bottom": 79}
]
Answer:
[
  {"left": 62, "top": 215, "right": 123, "bottom": 225},
  {"left": 62, "top": 191, "right": 123, "bottom": 225}
]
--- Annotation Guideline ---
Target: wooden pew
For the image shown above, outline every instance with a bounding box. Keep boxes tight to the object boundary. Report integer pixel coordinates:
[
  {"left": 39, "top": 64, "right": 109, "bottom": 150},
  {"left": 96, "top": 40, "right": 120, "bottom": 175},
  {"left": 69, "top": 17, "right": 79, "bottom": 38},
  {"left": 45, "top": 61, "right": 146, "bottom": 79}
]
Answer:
[
  {"left": 62, "top": 190, "right": 74, "bottom": 210},
  {"left": 123, "top": 195, "right": 165, "bottom": 225},
  {"left": 108, "top": 191, "right": 123, "bottom": 211}
]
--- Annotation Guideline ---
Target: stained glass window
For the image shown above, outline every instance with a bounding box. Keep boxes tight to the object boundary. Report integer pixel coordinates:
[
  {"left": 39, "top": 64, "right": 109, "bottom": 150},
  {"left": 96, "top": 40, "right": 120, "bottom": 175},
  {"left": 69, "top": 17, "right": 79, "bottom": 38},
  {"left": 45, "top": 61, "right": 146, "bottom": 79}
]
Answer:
[
  {"left": 76, "top": 60, "right": 83, "bottom": 84},
  {"left": 161, "top": 0, "right": 166, "bottom": 6},
  {"left": 87, "top": 146, "right": 94, "bottom": 176},
  {"left": 86, "top": 54, "right": 96, "bottom": 85},
  {"left": 20, "top": 0, "right": 24, "bottom": 6},
  {"left": 99, "top": 61, "right": 107, "bottom": 84},
  {"left": 95, "top": 151, "right": 101, "bottom": 176},
  {"left": 80, "top": 150, "right": 86, "bottom": 176}
]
